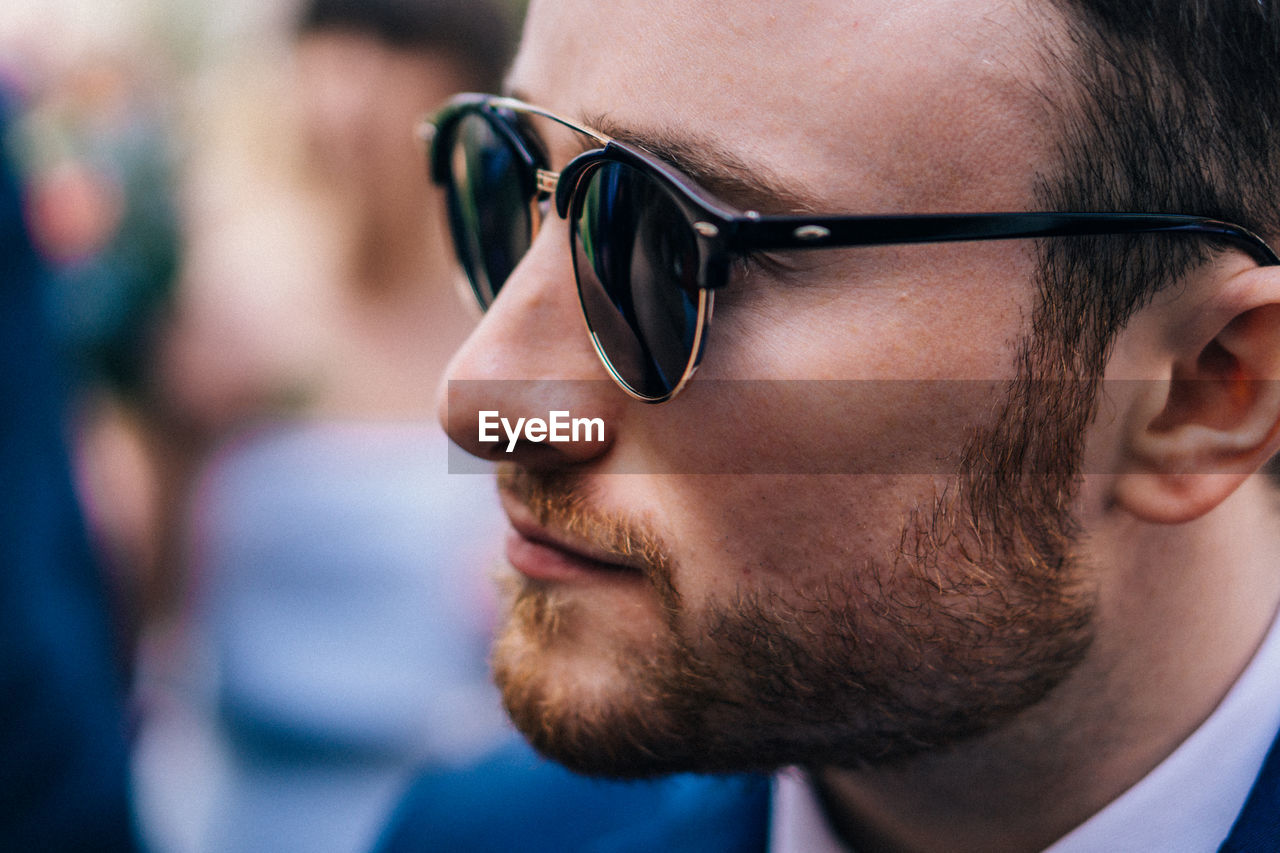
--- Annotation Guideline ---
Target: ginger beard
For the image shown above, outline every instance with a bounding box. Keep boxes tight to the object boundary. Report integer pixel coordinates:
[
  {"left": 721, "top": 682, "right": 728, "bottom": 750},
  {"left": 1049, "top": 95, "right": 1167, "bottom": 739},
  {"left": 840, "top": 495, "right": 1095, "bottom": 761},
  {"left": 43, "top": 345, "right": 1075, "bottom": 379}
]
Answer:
[{"left": 490, "top": 372, "right": 1099, "bottom": 778}]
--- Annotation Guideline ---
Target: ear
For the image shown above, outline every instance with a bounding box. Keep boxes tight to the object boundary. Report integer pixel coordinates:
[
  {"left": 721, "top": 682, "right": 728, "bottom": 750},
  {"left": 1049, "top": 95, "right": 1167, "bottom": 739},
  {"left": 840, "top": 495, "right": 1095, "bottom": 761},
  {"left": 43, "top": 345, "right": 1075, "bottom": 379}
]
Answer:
[{"left": 1113, "top": 265, "right": 1280, "bottom": 524}]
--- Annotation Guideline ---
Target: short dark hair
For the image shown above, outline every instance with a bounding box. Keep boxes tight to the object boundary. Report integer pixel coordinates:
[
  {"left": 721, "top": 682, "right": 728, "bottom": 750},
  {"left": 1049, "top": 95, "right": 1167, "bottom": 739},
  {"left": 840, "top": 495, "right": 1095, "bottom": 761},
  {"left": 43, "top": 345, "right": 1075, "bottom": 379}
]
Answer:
[
  {"left": 296, "top": 0, "right": 520, "bottom": 93},
  {"left": 1032, "top": 0, "right": 1280, "bottom": 473}
]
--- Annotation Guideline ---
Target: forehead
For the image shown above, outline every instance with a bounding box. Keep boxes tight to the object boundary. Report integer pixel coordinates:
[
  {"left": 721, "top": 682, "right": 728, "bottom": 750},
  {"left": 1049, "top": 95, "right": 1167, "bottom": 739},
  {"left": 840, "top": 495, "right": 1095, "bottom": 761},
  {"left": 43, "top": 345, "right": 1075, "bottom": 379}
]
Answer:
[{"left": 508, "top": 0, "right": 1064, "bottom": 214}]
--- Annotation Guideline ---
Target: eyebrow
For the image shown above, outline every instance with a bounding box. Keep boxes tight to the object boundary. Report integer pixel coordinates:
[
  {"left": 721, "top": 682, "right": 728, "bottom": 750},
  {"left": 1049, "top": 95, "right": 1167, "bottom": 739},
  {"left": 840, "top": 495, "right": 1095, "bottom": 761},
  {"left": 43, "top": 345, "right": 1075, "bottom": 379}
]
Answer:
[
  {"left": 503, "top": 88, "right": 817, "bottom": 216},
  {"left": 584, "top": 114, "right": 820, "bottom": 216}
]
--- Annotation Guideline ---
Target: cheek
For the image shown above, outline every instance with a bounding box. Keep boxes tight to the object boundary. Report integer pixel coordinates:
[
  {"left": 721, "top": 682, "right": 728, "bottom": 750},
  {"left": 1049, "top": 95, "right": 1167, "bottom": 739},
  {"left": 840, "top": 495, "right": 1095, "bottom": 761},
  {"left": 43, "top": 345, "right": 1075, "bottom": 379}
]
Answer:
[
  {"left": 604, "top": 249, "right": 1041, "bottom": 625},
  {"left": 705, "top": 243, "right": 1035, "bottom": 384},
  {"left": 624, "top": 363, "right": 1008, "bottom": 487},
  {"left": 646, "top": 473, "right": 951, "bottom": 614}
]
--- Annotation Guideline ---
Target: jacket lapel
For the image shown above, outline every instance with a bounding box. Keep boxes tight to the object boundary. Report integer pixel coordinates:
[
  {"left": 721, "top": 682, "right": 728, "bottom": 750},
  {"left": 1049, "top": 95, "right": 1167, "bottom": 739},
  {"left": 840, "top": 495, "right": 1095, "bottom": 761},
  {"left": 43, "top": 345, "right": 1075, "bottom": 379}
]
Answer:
[{"left": 1219, "top": 726, "right": 1280, "bottom": 851}]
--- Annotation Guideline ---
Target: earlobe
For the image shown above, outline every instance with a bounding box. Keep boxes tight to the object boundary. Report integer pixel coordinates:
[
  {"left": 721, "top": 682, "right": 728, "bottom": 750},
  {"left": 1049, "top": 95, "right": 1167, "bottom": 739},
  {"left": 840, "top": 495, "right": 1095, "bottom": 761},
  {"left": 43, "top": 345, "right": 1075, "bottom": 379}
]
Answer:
[
  {"left": 1112, "top": 275, "right": 1280, "bottom": 525},
  {"left": 1112, "top": 471, "right": 1254, "bottom": 525}
]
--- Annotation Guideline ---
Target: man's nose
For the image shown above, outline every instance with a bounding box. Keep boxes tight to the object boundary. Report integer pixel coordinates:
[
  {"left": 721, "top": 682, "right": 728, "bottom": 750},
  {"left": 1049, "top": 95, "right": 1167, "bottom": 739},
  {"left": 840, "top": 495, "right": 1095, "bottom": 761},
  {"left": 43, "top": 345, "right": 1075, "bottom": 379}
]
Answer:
[{"left": 438, "top": 225, "right": 621, "bottom": 468}]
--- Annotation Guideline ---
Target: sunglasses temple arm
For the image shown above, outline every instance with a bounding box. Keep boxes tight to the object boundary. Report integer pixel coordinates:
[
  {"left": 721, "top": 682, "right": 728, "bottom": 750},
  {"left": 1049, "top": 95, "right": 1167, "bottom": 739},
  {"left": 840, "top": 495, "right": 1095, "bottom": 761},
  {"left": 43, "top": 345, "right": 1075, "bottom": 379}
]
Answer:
[{"left": 730, "top": 213, "right": 1279, "bottom": 266}]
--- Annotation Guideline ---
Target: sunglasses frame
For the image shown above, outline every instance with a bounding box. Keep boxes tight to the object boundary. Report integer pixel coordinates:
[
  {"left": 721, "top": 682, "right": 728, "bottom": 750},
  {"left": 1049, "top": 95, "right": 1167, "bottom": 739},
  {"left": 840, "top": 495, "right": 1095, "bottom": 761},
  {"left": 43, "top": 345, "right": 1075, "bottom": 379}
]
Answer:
[{"left": 422, "top": 93, "right": 1280, "bottom": 403}]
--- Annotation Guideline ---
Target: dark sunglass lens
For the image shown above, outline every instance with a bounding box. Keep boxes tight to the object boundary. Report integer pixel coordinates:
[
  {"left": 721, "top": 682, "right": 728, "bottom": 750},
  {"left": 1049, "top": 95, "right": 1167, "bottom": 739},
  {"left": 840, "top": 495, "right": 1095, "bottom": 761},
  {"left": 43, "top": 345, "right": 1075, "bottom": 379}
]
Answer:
[
  {"left": 445, "top": 111, "right": 532, "bottom": 307},
  {"left": 572, "top": 160, "right": 703, "bottom": 399}
]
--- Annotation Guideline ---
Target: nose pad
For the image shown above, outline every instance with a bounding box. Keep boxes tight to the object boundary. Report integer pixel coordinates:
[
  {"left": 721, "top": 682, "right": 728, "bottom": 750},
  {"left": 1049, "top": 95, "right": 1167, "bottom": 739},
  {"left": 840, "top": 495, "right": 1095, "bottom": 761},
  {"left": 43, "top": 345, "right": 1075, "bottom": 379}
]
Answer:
[{"left": 438, "top": 222, "right": 621, "bottom": 469}]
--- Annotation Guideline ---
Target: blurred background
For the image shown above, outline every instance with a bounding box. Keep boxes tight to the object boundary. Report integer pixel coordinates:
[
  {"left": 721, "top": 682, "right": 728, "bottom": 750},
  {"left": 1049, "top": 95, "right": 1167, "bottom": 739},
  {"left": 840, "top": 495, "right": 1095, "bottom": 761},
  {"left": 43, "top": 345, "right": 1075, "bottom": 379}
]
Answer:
[{"left": 0, "top": 0, "right": 525, "bottom": 850}]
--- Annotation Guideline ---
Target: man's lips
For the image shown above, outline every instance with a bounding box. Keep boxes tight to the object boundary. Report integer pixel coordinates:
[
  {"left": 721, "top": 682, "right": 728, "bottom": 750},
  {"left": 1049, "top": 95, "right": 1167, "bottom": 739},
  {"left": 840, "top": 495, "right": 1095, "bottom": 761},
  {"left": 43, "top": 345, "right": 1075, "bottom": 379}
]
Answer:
[{"left": 501, "top": 500, "right": 644, "bottom": 584}]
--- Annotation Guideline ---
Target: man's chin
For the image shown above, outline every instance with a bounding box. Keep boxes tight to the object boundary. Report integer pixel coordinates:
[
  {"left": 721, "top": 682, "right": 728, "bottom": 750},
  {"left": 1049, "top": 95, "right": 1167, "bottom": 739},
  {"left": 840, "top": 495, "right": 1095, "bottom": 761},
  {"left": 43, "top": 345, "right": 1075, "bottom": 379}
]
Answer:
[
  {"left": 491, "top": 595, "right": 706, "bottom": 779},
  {"left": 504, "top": 703, "right": 700, "bottom": 779},
  {"left": 495, "top": 672, "right": 698, "bottom": 779}
]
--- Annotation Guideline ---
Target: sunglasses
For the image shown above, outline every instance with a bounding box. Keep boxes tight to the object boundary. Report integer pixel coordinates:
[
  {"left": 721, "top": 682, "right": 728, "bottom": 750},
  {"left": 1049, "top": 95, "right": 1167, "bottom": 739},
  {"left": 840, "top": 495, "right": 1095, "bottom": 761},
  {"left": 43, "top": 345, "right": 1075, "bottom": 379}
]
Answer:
[{"left": 422, "top": 93, "right": 1280, "bottom": 403}]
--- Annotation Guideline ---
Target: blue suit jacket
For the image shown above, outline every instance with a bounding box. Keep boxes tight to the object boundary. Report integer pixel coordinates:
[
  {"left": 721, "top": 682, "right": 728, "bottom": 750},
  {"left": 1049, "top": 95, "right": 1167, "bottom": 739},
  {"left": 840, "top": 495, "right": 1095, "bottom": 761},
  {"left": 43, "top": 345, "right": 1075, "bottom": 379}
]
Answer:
[
  {"left": 376, "top": 723, "right": 1280, "bottom": 852},
  {"left": 1221, "top": 727, "right": 1280, "bottom": 851},
  {"left": 373, "top": 740, "right": 770, "bottom": 853}
]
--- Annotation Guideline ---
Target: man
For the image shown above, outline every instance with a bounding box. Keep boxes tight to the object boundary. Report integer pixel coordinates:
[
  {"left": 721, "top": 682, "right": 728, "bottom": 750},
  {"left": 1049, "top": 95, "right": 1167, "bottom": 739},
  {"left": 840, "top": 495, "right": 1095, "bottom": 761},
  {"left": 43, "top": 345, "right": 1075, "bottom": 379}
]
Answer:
[{"left": 433, "top": 0, "right": 1280, "bottom": 850}]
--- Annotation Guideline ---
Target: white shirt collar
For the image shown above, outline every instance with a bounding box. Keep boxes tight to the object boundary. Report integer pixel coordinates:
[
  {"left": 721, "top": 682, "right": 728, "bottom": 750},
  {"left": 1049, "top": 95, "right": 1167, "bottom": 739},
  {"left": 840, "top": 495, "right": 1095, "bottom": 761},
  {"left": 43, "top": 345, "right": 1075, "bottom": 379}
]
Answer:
[
  {"left": 770, "top": 603, "right": 1280, "bottom": 853},
  {"left": 1046, "top": 597, "right": 1280, "bottom": 853},
  {"left": 769, "top": 766, "right": 848, "bottom": 853}
]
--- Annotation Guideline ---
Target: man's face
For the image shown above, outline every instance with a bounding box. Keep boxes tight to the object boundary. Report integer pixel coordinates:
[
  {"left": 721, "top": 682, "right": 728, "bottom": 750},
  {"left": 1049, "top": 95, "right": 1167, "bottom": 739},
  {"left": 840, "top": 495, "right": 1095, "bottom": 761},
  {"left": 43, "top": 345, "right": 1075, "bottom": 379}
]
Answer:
[{"left": 443, "top": 0, "right": 1098, "bottom": 775}]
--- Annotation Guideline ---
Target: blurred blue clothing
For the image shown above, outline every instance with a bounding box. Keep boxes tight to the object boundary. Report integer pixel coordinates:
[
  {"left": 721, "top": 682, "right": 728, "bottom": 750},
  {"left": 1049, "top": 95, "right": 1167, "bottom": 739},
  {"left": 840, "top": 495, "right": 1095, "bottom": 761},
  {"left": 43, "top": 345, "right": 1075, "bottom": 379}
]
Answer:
[
  {"left": 0, "top": 94, "right": 136, "bottom": 851},
  {"left": 162, "top": 420, "right": 513, "bottom": 853},
  {"left": 372, "top": 740, "right": 770, "bottom": 853},
  {"left": 197, "top": 422, "right": 509, "bottom": 765}
]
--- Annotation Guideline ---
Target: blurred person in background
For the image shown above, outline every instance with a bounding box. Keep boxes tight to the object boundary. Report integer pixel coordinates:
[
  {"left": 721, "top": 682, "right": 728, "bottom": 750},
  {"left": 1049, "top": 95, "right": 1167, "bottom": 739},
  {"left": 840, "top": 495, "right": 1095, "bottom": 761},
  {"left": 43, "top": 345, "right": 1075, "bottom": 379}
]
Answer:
[
  {"left": 0, "top": 82, "right": 138, "bottom": 852},
  {"left": 132, "top": 1, "right": 525, "bottom": 851},
  {"left": 4, "top": 10, "right": 183, "bottom": 680}
]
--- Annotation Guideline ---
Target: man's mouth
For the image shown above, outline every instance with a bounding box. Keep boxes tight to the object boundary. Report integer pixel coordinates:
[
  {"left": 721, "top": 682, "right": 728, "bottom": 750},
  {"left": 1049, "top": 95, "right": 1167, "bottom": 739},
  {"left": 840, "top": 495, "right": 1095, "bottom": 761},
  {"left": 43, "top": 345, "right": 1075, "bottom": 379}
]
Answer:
[{"left": 502, "top": 501, "right": 645, "bottom": 584}]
